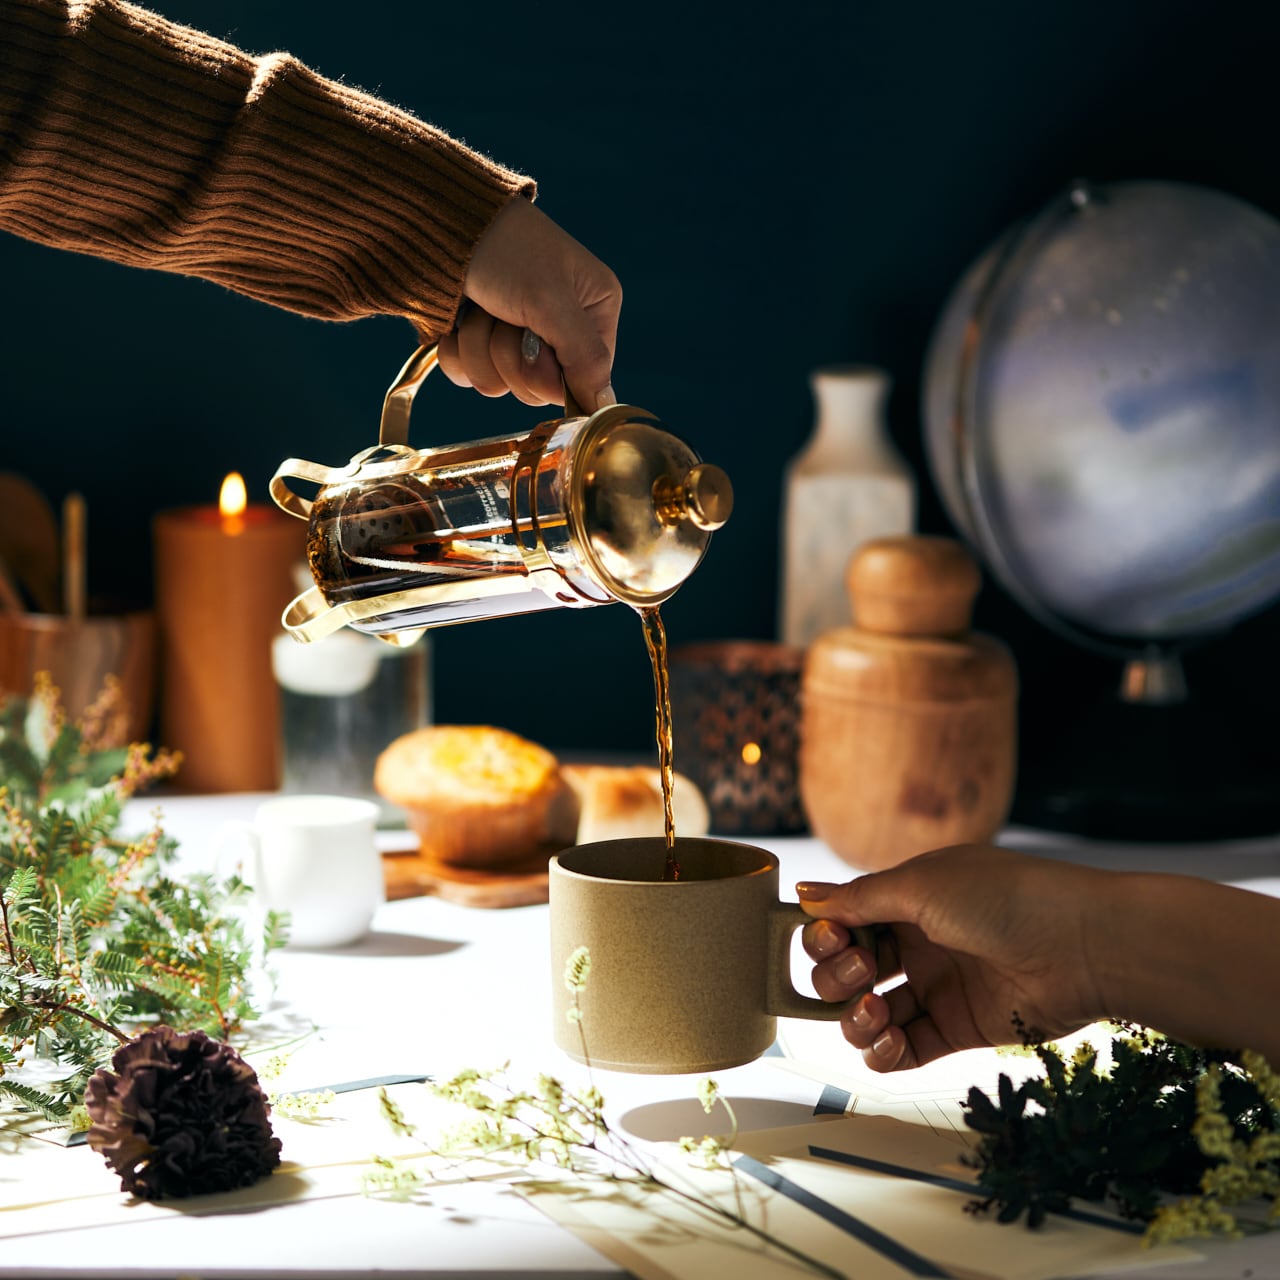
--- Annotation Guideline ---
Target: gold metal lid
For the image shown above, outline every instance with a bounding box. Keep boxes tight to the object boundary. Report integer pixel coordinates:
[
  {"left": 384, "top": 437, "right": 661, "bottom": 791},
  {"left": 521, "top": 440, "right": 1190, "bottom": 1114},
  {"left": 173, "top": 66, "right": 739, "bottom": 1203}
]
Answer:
[{"left": 570, "top": 412, "right": 734, "bottom": 606}]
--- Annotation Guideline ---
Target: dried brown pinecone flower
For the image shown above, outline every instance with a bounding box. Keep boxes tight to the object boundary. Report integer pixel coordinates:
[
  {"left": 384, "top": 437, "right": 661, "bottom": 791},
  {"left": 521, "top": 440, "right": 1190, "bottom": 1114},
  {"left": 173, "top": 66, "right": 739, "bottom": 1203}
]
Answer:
[{"left": 84, "top": 1026, "right": 282, "bottom": 1200}]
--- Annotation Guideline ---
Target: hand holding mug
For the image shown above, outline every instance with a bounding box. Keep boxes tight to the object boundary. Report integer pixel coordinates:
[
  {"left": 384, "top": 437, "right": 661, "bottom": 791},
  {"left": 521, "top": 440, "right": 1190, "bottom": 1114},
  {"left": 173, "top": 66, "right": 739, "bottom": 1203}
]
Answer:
[{"left": 549, "top": 837, "right": 875, "bottom": 1074}]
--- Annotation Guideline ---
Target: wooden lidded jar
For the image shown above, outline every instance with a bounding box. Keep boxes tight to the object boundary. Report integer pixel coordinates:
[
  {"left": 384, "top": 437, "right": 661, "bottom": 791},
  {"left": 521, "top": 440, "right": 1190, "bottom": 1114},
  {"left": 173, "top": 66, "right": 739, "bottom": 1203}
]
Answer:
[{"left": 799, "top": 535, "right": 1018, "bottom": 872}]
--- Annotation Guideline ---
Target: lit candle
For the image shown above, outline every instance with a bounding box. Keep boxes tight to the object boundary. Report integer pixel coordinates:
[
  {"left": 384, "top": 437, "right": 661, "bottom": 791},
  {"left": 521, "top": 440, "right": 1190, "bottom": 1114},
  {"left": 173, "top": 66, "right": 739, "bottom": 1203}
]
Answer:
[
  {"left": 153, "top": 474, "right": 303, "bottom": 792},
  {"left": 219, "top": 470, "right": 248, "bottom": 536}
]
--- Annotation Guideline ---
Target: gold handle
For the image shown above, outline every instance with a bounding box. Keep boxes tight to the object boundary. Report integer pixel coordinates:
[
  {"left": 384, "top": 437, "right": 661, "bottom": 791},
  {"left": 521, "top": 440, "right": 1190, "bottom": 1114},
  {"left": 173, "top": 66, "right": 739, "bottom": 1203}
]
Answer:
[
  {"left": 272, "top": 336, "right": 589, "bottom": 521},
  {"left": 270, "top": 456, "right": 340, "bottom": 520},
  {"left": 562, "top": 380, "right": 587, "bottom": 419},
  {"left": 380, "top": 341, "right": 587, "bottom": 448},
  {"left": 558, "top": 357, "right": 587, "bottom": 419},
  {"left": 379, "top": 345, "right": 440, "bottom": 446}
]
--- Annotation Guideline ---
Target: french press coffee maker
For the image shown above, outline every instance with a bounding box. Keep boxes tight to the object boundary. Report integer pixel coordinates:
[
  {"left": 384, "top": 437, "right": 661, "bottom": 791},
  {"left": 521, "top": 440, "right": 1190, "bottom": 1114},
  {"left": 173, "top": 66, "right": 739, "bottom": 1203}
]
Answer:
[{"left": 271, "top": 345, "right": 733, "bottom": 646}]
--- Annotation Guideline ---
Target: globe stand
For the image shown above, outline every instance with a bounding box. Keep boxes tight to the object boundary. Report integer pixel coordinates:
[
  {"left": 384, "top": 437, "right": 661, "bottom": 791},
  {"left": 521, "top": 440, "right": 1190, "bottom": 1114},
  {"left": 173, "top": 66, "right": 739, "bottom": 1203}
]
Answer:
[
  {"left": 1117, "top": 647, "right": 1187, "bottom": 705},
  {"left": 1010, "top": 647, "right": 1280, "bottom": 842}
]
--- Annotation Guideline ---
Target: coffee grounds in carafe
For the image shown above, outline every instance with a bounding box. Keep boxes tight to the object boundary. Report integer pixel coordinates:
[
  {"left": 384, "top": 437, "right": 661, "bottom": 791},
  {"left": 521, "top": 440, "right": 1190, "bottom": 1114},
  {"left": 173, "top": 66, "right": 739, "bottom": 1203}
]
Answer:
[
  {"left": 307, "top": 479, "right": 433, "bottom": 600},
  {"left": 307, "top": 471, "right": 527, "bottom": 610}
]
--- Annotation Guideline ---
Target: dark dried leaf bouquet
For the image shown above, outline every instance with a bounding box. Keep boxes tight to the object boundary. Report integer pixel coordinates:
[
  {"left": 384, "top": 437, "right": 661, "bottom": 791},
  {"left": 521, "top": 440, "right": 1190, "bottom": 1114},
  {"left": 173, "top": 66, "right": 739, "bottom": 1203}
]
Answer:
[{"left": 963, "top": 1020, "right": 1280, "bottom": 1244}]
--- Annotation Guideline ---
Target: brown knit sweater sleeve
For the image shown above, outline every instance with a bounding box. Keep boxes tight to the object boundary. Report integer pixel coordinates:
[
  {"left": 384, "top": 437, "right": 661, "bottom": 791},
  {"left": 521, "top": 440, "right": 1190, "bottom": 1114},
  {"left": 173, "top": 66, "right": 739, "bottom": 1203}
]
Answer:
[{"left": 0, "top": 0, "right": 536, "bottom": 339}]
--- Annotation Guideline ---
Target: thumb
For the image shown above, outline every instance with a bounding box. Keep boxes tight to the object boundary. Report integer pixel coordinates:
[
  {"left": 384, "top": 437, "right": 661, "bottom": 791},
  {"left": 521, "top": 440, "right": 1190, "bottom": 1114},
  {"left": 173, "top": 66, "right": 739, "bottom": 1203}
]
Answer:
[{"left": 797, "top": 867, "right": 918, "bottom": 930}]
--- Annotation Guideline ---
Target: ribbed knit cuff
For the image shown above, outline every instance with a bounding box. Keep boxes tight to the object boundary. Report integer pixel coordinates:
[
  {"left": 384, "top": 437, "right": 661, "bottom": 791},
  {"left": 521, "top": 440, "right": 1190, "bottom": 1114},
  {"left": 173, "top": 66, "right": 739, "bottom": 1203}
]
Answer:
[{"left": 0, "top": 0, "right": 536, "bottom": 340}]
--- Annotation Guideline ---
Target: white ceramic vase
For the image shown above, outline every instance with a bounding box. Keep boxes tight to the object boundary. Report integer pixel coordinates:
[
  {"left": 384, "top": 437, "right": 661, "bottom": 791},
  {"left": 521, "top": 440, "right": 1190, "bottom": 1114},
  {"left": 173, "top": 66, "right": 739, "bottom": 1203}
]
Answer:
[{"left": 779, "top": 365, "right": 915, "bottom": 649}]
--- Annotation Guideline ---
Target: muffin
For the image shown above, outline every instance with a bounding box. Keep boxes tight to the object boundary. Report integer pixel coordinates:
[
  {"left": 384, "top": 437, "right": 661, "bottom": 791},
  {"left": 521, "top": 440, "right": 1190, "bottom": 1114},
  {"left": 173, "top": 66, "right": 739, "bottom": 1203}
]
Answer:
[{"left": 374, "top": 725, "right": 566, "bottom": 868}]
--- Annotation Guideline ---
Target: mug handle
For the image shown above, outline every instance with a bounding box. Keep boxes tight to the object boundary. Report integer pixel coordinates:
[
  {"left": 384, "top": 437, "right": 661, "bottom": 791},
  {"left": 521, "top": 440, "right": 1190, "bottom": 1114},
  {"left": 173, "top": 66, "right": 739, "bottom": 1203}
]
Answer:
[{"left": 765, "top": 901, "right": 876, "bottom": 1021}]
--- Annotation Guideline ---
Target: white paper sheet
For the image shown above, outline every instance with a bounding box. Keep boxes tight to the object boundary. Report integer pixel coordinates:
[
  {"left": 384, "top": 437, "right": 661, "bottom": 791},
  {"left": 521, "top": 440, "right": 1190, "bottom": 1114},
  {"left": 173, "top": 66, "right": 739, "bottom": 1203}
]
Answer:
[{"left": 526, "top": 1109, "right": 1199, "bottom": 1280}]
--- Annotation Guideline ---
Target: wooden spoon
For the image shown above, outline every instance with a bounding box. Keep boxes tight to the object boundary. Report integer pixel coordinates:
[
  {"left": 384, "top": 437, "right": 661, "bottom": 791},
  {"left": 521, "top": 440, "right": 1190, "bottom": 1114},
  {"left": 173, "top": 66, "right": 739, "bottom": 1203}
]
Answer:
[
  {"left": 62, "top": 491, "right": 87, "bottom": 621},
  {"left": 0, "top": 473, "right": 60, "bottom": 614}
]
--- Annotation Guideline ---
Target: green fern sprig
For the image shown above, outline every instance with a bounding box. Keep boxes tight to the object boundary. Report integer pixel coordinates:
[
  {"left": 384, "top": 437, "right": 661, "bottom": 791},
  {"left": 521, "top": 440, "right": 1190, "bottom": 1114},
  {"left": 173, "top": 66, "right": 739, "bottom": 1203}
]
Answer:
[{"left": 0, "top": 677, "right": 284, "bottom": 1122}]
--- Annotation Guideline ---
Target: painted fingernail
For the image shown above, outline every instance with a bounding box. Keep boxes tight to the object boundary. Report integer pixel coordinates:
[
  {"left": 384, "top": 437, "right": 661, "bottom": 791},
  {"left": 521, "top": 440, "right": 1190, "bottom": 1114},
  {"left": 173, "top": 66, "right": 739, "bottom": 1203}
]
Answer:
[
  {"left": 808, "top": 920, "right": 844, "bottom": 956},
  {"left": 872, "top": 1029, "right": 898, "bottom": 1061},
  {"left": 796, "top": 881, "right": 837, "bottom": 901},
  {"left": 521, "top": 328, "right": 542, "bottom": 363},
  {"left": 834, "top": 949, "right": 869, "bottom": 988},
  {"left": 850, "top": 995, "right": 876, "bottom": 1031}
]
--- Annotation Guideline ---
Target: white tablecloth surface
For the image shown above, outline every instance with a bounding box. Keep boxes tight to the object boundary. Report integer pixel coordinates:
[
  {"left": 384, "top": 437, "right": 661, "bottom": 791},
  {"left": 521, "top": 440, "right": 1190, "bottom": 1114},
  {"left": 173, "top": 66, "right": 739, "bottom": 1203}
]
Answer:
[{"left": 1, "top": 793, "right": 1276, "bottom": 1280}]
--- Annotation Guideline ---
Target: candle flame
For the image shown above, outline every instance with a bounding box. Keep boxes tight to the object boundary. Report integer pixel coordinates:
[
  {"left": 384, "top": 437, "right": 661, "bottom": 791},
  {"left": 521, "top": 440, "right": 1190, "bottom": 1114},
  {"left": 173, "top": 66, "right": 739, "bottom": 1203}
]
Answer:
[
  {"left": 741, "top": 741, "right": 762, "bottom": 766},
  {"left": 219, "top": 472, "right": 248, "bottom": 535},
  {"left": 219, "top": 472, "right": 248, "bottom": 518}
]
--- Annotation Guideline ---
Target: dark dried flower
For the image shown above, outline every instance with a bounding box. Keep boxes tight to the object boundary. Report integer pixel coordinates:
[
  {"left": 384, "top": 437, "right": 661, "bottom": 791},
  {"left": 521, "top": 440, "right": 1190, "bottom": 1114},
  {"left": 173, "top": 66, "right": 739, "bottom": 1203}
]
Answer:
[{"left": 84, "top": 1026, "right": 281, "bottom": 1200}]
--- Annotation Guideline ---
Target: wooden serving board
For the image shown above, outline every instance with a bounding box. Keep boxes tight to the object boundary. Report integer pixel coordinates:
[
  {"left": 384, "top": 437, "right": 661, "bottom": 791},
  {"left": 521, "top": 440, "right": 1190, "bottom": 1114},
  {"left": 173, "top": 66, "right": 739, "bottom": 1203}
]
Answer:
[{"left": 381, "top": 843, "right": 560, "bottom": 909}]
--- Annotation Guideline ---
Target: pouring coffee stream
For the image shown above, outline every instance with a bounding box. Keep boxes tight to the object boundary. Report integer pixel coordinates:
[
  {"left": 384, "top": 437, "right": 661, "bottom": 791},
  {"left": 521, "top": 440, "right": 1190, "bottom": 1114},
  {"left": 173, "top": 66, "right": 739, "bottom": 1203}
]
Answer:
[{"left": 271, "top": 344, "right": 733, "bottom": 875}]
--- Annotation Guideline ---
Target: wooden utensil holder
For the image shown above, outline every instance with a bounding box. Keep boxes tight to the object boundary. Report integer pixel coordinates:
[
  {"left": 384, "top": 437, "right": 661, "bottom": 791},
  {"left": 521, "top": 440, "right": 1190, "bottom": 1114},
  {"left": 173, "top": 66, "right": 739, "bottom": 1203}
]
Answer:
[{"left": 0, "top": 610, "right": 157, "bottom": 741}]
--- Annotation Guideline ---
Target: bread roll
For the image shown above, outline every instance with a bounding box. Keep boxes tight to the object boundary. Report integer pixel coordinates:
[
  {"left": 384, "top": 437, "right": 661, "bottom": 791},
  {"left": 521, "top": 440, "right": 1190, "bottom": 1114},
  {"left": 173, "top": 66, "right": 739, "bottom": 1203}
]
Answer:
[{"left": 559, "top": 764, "right": 710, "bottom": 844}]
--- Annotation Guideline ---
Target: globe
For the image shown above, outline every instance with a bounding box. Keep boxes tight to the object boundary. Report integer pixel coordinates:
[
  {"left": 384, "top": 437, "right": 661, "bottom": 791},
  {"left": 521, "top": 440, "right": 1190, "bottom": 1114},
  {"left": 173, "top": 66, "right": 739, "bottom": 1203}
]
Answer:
[
  {"left": 922, "top": 180, "right": 1280, "bottom": 838},
  {"left": 925, "top": 179, "right": 1280, "bottom": 654}
]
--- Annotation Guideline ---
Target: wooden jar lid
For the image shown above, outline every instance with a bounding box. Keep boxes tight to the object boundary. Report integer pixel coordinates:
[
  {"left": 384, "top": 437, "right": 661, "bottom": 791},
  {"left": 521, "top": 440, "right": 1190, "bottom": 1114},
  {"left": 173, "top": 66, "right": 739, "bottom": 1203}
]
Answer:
[
  {"left": 848, "top": 535, "right": 980, "bottom": 636},
  {"left": 805, "top": 536, "right": 1017, "bottom": 705}
]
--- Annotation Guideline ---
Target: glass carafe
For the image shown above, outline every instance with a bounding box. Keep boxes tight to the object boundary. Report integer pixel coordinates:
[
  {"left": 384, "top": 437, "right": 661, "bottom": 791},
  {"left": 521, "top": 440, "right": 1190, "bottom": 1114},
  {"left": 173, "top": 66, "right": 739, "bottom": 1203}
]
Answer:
[{"left": 271, "top": 346, "right": 733, "bottom": 646}]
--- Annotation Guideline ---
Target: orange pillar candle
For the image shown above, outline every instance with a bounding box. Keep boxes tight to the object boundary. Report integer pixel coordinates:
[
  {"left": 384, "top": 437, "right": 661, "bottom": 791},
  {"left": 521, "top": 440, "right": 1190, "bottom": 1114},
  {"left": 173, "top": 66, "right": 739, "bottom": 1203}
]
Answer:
[{"left": 153, "top": 473, "right": 304, "bottom": 792}]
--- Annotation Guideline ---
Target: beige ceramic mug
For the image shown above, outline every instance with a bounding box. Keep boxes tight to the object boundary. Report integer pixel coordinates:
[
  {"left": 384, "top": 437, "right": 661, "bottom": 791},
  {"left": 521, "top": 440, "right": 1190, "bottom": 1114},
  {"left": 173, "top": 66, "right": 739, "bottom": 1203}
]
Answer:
[{"left": 549, "top": 837, "right": 874, "bottom": 1074}]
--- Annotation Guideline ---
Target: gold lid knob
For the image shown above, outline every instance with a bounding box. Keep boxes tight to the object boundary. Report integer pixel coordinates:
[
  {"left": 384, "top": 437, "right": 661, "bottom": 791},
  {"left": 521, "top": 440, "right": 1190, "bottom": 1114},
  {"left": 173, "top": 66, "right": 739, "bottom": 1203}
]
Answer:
[
  {"left": 652, "top": 463, "right": 734, "bottom": 531},
  {"left": 686, "top": 462, "right": 734, "bottom": 530}
]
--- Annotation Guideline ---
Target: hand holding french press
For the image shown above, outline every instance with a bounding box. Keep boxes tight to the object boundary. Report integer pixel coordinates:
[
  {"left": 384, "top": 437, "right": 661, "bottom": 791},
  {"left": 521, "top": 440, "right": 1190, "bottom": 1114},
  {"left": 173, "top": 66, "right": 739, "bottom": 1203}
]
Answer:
[
  {"left": 435, "top": 197, "right": 622, "bottom": 414},
  {"left": 271, "top": 344, "right": 732, "bottom": 646}
]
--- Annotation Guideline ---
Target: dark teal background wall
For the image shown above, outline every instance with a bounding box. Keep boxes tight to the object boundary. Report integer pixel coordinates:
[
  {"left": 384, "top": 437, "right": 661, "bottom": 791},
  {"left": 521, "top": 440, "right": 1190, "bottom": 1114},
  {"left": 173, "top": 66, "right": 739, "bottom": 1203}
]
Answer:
[{"left": 3, "top": 0, "right": 1278, "bottom": 814}]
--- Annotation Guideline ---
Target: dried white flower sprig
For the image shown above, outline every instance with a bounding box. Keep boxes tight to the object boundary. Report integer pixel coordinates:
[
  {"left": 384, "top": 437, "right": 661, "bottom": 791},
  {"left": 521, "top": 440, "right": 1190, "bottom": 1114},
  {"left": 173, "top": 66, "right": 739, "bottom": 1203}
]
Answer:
[{"left": 363, "top": 946, "right": 841, "bottom": 1278}]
